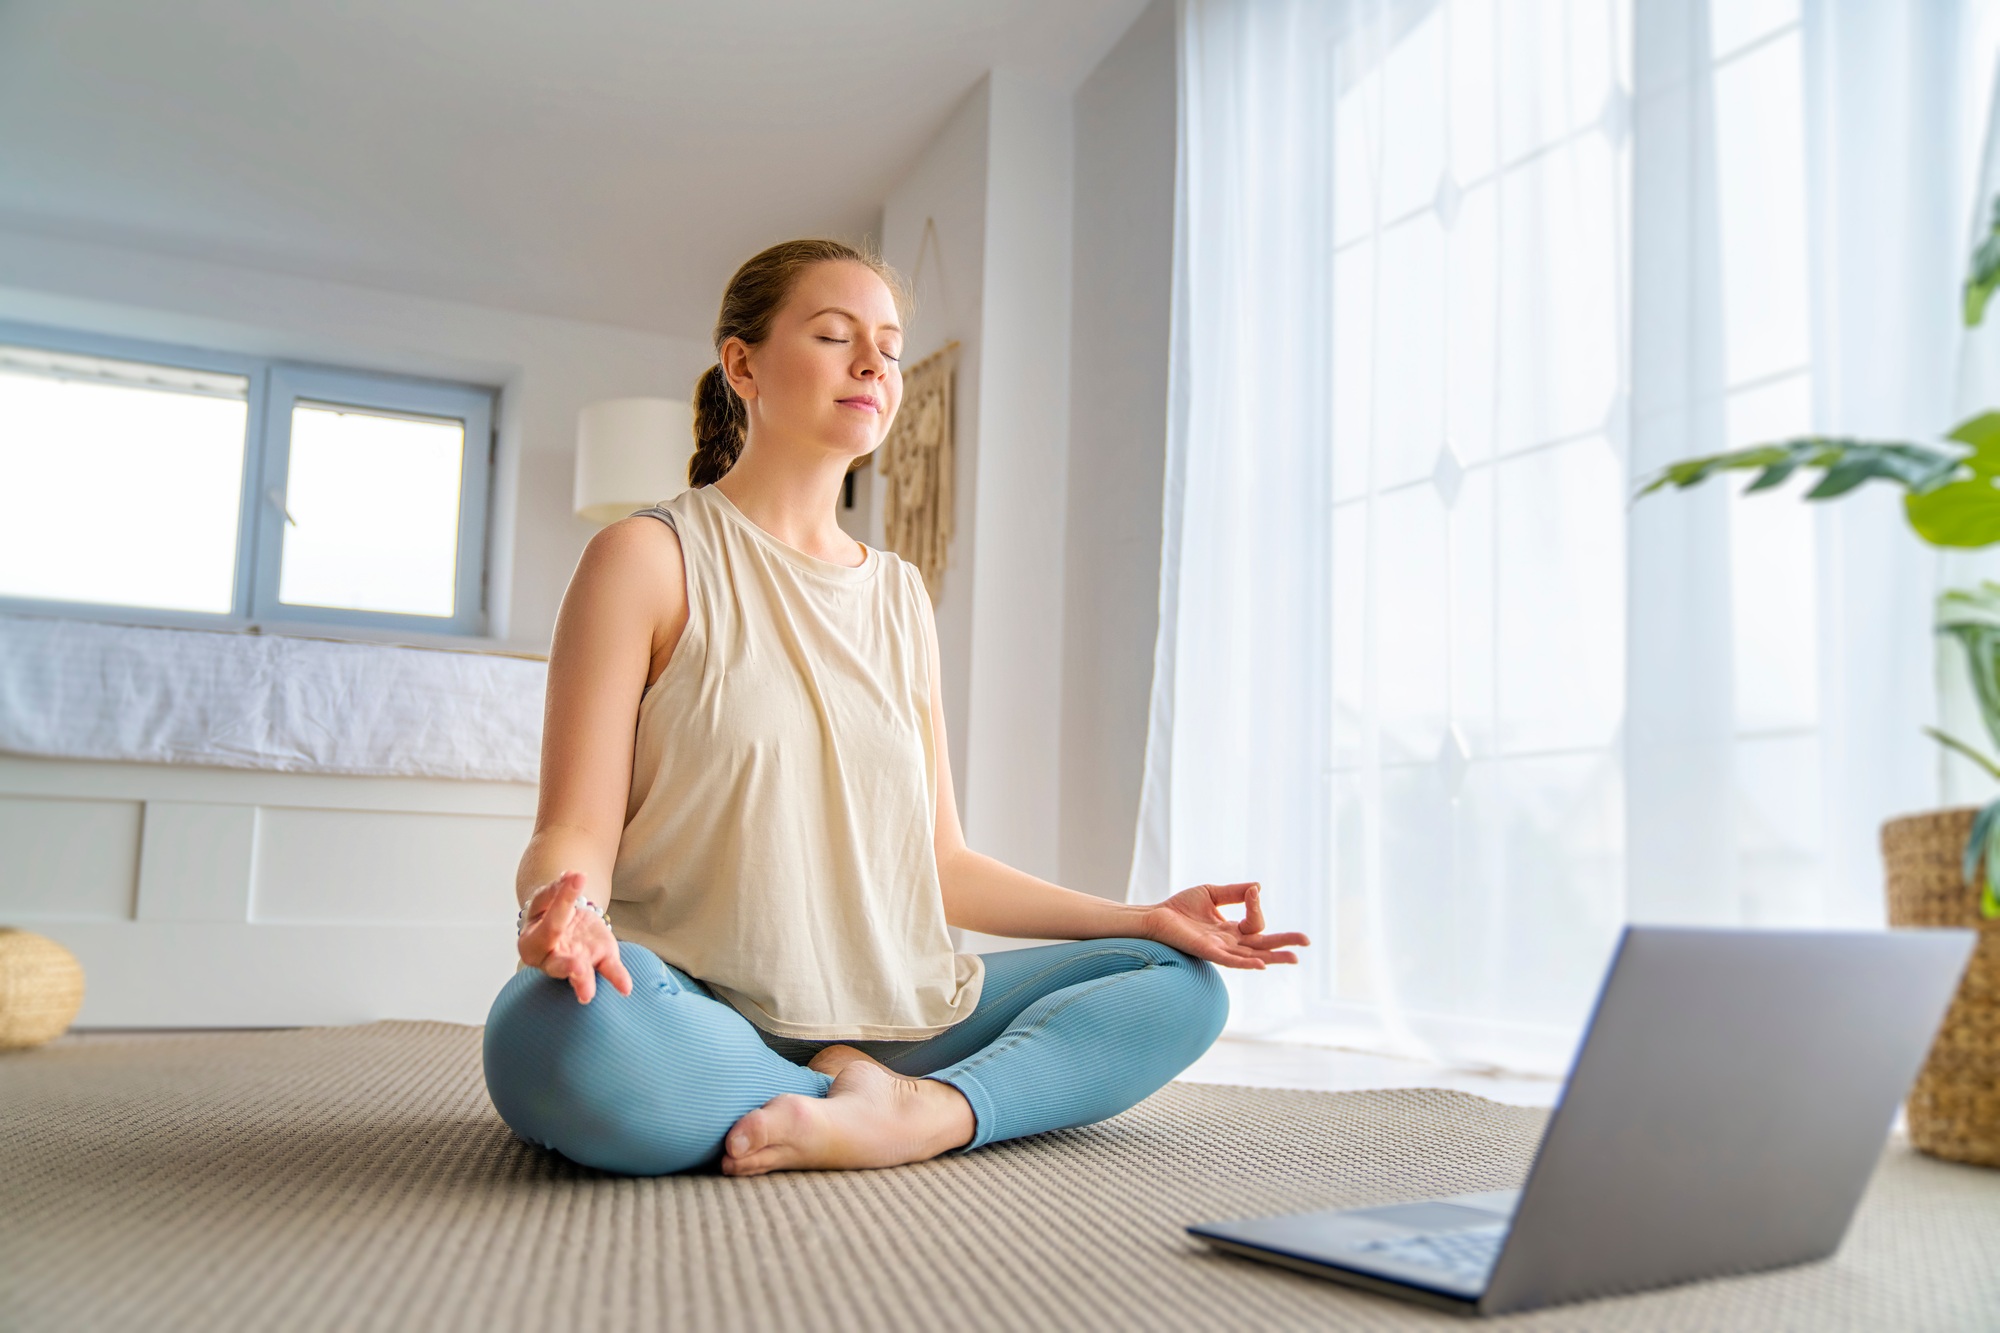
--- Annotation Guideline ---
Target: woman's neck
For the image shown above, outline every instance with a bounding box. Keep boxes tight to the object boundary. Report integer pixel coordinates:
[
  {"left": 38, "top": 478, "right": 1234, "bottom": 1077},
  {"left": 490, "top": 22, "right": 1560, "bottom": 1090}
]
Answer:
[{"left": 712, "top": 437, "right": 863, "bottom": 565}]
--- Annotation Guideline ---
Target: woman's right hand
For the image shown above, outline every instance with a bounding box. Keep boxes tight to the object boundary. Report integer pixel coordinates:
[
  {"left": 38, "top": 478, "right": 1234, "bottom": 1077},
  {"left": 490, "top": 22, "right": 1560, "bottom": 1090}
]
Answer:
[{"left": 518, "top": 870, "right": 634, "bottom": 1004}]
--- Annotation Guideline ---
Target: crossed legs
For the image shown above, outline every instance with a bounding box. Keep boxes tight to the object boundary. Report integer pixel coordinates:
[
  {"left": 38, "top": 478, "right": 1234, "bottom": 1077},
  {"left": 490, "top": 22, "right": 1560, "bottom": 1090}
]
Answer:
[{"left": 483, "top": 937, "right": 1230, "bottom": 1176}]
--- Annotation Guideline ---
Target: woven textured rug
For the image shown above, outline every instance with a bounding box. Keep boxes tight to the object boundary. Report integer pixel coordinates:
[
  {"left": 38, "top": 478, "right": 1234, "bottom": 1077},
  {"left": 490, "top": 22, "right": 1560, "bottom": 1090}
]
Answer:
[{"left": 2, "top": 1022, "right": 1996, "bottom": 1332}]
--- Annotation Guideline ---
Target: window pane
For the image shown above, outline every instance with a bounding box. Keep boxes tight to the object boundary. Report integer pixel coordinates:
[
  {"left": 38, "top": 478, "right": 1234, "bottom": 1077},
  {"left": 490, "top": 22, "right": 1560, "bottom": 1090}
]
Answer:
[
  {"left": 1376, "top": 211, "right": 1448, "bottom": 488},
  {"left": 0, "top": 350, "right": 247, "bottom": 613},
  {"left": 1334, "top": 69, "right": 1382, "bottom": 247},
  {"left": 1332, "top": 239, "right": 1376, "bottom": 502},
  {"left": 1713, "top": 29, "right": 1809, "bottom": 385},
  {"left": 276, "top": 403, "right": 465, "bottom": 618},
  {"left": 1709, "top": 0, "right": 1797, "bottom": 62},
  {"left": 1727, "top": 373, "right": 1817, "bottom": 732},
  {"left": 1382, "top": 6, "right": 1446, "bottom": 222},
  {"left": 1495, "top": 436, "right": 1625, "bottom": 753}
]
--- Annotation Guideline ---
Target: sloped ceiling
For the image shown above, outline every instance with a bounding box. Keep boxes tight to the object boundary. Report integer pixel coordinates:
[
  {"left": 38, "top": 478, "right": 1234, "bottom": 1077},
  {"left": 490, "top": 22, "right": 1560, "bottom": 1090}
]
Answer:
[{"left": 0, "top": 0, "right": 1150, "bottom": 336}]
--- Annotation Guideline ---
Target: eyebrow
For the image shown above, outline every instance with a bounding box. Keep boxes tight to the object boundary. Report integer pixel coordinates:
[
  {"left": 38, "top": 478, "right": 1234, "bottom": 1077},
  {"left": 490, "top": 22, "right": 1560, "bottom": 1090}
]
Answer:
[{"left": 809, "top": 306, "right": 902, "bottom": 335}]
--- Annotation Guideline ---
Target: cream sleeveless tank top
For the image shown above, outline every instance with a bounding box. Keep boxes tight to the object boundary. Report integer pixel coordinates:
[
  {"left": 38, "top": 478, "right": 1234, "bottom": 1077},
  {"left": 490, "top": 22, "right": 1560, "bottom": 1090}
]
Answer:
[{"left": 608, "top": 482, "right": 985, "bottom": 1041}]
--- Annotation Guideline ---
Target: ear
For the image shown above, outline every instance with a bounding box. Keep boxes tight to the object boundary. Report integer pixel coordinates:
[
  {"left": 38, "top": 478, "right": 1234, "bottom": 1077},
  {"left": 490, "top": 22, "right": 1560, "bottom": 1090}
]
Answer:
[{"left": 720, "top": 337, "right": 758, "bottom": 403}]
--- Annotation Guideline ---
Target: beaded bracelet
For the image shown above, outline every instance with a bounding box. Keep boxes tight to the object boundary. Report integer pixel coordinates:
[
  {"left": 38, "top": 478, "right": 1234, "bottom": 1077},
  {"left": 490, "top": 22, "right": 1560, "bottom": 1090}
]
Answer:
[{"left": 516, "top": 896, "right": 609, "bottom": 933}]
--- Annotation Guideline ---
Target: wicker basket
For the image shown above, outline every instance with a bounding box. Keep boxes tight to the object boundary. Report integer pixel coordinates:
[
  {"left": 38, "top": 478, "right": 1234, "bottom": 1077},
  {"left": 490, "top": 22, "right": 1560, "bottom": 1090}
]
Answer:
[
  {"left": 1881, "top": 807, "right": 2000, "bottom": 1167},
  {"left": 0, "top": 929, "right": 86, "bottom": 1050}
]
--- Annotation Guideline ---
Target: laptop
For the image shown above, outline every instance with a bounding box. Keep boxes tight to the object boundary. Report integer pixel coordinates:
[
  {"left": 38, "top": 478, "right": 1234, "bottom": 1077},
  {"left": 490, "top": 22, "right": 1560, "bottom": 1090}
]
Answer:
[{"left": 1187, "top": 925, "right": 1976, "bottom": 1317}]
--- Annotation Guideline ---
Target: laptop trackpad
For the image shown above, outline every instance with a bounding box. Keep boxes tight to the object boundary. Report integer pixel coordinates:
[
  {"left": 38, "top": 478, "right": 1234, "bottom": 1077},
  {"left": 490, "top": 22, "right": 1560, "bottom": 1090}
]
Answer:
[{"left": 1346, "top": 1201, "right": 1509, "bottom": 1231}]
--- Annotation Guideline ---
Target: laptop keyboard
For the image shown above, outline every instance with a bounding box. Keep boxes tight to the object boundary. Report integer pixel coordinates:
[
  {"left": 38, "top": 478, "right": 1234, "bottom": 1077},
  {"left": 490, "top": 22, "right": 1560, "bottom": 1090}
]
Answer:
[{"left": 1354, "top": 1225, "right": 1506, "bottom": 1283}]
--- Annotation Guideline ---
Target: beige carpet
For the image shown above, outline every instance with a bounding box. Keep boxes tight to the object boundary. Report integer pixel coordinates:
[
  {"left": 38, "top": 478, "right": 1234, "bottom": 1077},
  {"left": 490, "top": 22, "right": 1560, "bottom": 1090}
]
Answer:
[{"left": 1, "top": 1022, "right": 1995, "bottom": 1332}]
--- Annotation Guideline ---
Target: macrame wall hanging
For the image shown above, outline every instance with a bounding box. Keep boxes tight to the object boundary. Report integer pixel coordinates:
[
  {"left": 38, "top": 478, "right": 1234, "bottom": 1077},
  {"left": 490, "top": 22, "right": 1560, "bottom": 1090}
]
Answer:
[{"left": 874, "top": 337, "right": 958, "bottom": 600}]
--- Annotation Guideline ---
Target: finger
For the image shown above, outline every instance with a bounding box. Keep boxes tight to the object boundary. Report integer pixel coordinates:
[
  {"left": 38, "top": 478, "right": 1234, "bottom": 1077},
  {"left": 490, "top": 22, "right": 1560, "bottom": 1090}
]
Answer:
[
  {"left": 1217, "top": 951, "right": 1268, "bottom": 970},
  {"left": 1237, "top": 931, "right": 1311, "bottom": 950},
  {"left": 1202, "top": 881, "right": 1258, "bottom": 910},
  {"left": 1240, "top": 883, "right": 1266, "bottom": 935},
  {"left": 525, "top": 870, "right": 576, "bottom": 918},
  {"left": 599, "top": 943, "right": 634, "bottom": 997},
  {"left": 542, "top": 879, "right": 580, "bottom": 939},
  {"left": 568, "top": 950, "right": 597, "bottom": 1004}
]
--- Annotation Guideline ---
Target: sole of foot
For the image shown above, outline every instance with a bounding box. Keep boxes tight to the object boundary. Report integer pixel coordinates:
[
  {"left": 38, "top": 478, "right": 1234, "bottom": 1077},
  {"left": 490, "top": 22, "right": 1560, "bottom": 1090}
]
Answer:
[{"left": 719, "top": 1044, "right": 975, "bottom": 1177}]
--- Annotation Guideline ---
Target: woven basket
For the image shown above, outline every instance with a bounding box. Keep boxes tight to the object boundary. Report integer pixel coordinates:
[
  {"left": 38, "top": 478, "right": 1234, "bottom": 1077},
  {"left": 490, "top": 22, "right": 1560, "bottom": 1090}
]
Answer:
[
  {"left": 0, "top": 929, "right": 86, "bottom": 1050},
  {"left": 1881, "top": 808, "right": 2000, "bottom": 1167}
]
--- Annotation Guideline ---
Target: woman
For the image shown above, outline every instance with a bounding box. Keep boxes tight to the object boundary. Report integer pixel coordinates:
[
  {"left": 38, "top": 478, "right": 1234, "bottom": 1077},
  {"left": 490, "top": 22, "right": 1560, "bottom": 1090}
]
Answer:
[{"left": 482, "top": 238, "right": 1310, "bottom": 1178}]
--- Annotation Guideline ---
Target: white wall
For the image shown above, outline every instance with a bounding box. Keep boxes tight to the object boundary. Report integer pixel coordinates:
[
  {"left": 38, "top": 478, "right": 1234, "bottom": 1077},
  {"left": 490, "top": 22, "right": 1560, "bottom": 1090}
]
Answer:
[
  {"left": 0, "top": 227, "right": 712, "bottom": 656},
  {"left": 878, "top": 80, "right": 993, "bottom": 842},
  {"left": 1058, "top": 0, "right": 1177, "bottom": 900},
  {"left": 966, "top": 69, "right": 1075, "bottom": 886}
]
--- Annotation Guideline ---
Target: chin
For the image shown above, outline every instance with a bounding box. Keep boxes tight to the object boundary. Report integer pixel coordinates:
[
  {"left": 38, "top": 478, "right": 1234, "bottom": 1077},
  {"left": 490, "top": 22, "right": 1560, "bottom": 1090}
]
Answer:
[{"left": 825, "top": 422, "right": 885, "bottom": 456}]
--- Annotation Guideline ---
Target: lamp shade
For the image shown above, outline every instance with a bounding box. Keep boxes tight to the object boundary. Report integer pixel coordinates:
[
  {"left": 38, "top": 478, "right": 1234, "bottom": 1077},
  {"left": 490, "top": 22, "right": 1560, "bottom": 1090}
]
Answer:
[{"left": 573, "top": 397, "right": 697, "bottom": 524}]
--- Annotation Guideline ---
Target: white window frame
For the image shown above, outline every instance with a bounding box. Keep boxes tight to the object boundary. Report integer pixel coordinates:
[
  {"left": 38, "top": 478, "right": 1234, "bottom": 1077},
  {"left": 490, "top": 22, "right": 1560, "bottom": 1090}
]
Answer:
[{"left": 0, "top": 318, "right": 499, "bottom": 640}]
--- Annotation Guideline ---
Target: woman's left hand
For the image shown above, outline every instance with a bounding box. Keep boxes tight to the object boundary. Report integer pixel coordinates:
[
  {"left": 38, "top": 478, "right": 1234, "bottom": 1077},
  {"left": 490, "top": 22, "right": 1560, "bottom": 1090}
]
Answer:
[{"left": 1140, "top": 882, "right": 1310, "bottom": 970}]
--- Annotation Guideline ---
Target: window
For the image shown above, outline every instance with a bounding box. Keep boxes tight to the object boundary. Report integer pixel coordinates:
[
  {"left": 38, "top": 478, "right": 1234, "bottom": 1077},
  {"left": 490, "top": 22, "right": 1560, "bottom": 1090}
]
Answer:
[
  {"left": 0, "top": 321, "right": 496, "bottom": 638},
  {"left": 1317, "top": 0, "right": 1816, "bottom": 1067},
  {"left": 1323, "top": 0, "right": 1636, "bottom": 1068}
]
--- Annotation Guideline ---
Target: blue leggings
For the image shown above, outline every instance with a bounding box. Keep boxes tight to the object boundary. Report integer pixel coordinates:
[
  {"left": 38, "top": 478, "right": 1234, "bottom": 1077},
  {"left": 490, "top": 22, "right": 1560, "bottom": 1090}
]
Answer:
[{"left": 482, "top": 936, "right": 1229, "bottom": 1176}]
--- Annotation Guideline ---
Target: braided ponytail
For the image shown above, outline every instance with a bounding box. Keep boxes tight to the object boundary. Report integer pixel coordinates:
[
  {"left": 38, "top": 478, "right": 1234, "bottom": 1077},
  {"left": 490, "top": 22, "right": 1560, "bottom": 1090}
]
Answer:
[
  {"left": 688, "top": 362, "right": 745, "bottom": 488},
  {"left": 687, "top": 238, "right": 909, "bottom": 488}
]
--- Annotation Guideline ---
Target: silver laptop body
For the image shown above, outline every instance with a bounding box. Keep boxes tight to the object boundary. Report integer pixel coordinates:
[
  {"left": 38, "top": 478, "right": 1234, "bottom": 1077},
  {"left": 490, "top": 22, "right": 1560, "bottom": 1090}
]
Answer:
[{"left": 1187, "top": 925, "right": 1976, "bottom": 1317}]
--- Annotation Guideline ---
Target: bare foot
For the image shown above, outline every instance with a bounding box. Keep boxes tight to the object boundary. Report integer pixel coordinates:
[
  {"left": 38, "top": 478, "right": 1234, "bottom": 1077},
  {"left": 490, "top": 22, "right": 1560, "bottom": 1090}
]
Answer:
[{"left": 719, "top": 1044, "right": 975, "bottom": 1177}]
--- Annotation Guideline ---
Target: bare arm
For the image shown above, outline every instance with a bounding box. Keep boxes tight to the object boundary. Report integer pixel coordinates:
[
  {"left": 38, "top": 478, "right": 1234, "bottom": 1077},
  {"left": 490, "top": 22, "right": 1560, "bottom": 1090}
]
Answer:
[{"left": 514, "top": 514, "right": 689, "bottom": 1002}]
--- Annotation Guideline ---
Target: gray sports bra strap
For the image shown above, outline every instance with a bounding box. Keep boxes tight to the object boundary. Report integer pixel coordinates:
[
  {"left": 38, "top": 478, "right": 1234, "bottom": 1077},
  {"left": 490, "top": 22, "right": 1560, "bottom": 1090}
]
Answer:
[{"left": 630, "top": 504, "right": 678, "bottom": 532}]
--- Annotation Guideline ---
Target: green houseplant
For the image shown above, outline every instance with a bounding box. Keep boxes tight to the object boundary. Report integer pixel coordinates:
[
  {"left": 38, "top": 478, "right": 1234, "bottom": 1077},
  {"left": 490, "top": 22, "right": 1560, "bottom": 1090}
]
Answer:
[{"left": 1636, "top": 195, "right": 2000, "bottom": 1167}]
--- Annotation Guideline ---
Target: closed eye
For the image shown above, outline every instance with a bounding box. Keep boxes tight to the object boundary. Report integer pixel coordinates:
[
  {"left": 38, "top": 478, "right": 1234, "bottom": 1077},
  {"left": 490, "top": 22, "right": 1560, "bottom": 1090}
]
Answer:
[{"left": 821, "top": 334, "right": 901, "bottom": 364}]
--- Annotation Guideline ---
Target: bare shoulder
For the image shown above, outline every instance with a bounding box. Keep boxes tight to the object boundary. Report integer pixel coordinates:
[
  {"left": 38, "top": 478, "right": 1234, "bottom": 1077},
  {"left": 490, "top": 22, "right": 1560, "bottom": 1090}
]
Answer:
[{"left": 563, "top": 513, "right": 689, "bottom": 670}]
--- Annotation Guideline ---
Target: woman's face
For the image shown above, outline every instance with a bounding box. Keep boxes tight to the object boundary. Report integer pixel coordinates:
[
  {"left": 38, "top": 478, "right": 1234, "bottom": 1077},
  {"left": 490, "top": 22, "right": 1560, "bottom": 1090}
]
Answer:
[{"left": 728, "top": 260, "right": 904, "bottom": 464}]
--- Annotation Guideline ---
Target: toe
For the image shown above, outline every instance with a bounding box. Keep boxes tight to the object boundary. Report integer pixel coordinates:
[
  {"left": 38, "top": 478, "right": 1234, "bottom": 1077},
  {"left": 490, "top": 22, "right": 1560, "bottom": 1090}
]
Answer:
[
  {"left": 725, "top": 1146, "right": 793, "bottom": 1177},
  {"left": 724, "top": 1093, "right": 822, "bottom": 1170},
  {"left": 725, "top": 1106, "right": 773, "bottom": 1161}
]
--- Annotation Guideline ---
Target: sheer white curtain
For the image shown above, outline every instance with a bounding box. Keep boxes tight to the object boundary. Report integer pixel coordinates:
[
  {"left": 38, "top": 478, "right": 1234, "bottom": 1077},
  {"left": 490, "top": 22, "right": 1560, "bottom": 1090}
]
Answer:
[
  {"left": 1131, "top": 0, "right": 1997, "bottom": 1074},
  {"left": 1129, "top": 0, "right": 1334, "bottom": 1035}
]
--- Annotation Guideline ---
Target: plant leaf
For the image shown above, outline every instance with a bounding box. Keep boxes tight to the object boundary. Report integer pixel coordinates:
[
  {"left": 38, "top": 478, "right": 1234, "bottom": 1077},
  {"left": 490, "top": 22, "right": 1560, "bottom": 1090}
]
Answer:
[
  {"left": 1936, "top": 587, "right": 2000, "bottom": 756},
  {"left": 1633, "top": 438, "right": 1965, "bottom": 505},
  {"left": 1905, "top": 477, "right": 2000, "bottom": 546},
  {"left": 1966, "top": 195, "right": 2000, "bottom": 328},
  {"left": 1960, "top": 797, "right": 2000, "bottom": 885},
  {"left": 1924, "top": 726, "right": 2000, "bottom": 785},
  {"left": 1946, "top": 409, "right": 2000, "bottom": 463},
  {"left": 1983, "top": 805, "right": 2000, "bottom": 913},
  {"left": 1805, "top": 459, "right": 1882, "bottom": 498},
  {"left": 1744, "top": 457, "right": 1803, "bottom": 492}
]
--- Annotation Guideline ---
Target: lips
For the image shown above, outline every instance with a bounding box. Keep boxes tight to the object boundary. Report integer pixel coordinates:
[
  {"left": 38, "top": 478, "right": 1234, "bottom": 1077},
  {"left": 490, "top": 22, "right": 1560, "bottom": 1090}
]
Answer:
[{"left": 838, "top": 397, "right": 881, "bottom": 412}]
